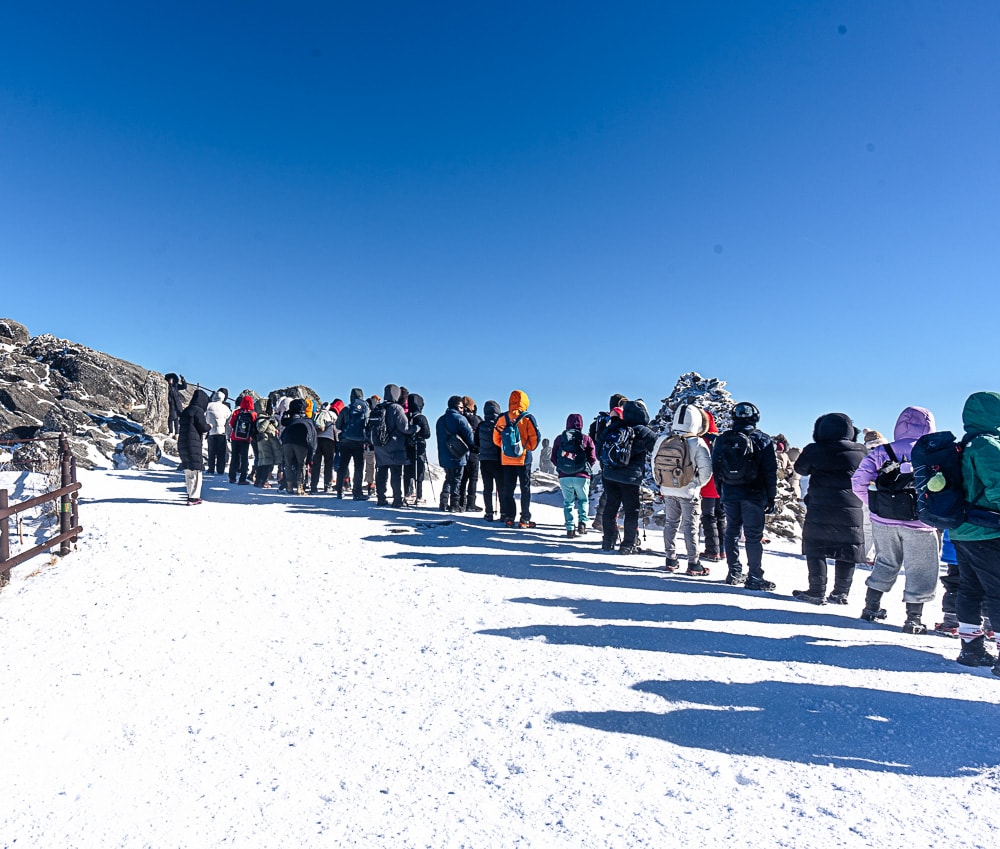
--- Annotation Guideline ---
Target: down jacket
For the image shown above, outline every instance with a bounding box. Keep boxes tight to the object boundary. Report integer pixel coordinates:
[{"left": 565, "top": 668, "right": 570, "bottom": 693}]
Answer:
[
  {"left": 177, "top": 389, "right": 210, "bottom": 472},
  {"left": 597, "top": 400, "right": 656, "bottom": 486},
  {"left": 372, "top": 384, "right": 417, "bottom": 466},
  {"left": 651, "top": 405, "right": 713, "bottom": 499},
  {"left": 952, "top": 392, "right": 1000, "bottom": 542},
  {"left": 436, "top": 397, "right": 478, "bottom": 470},
  {"left": 550, "top": 413, "right": 598, "bottom": 479},
  {"left": 493, "top": 390, "right": 540, "bottom": 467},
  {"left": 476, "top": 400, "right": 503, "bottom": 463}
]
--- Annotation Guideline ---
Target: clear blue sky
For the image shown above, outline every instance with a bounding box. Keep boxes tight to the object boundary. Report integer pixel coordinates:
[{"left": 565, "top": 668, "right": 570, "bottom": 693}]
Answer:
[{"left": 2, "top": 2, "right": 998, "bottom": 448}]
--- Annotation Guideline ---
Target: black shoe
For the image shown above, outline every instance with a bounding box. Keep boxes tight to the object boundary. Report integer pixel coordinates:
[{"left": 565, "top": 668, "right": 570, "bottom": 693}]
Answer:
[
  {"left": 566, "top": 529, "right": 576, "bottom": 538},
  {"left": 376, "top": 500, "right": 390, "bottom": 507},
  {"left": 725, "top": 571, "right": 746, "bottom": 586},
  {"left": 744, "top": 575, "right": 776, "bottom": 592},
  {"left": 860, "top": 606, "right": 887, "bottom": 623},
  {"left": 685, "top": 563, "right": 710, "bottom": 577},
  {"left": 792, "top": 589, "right": 827, "bottom": 605},
  {"left": 504, "top": 519, "right": 516, "bottom": 528},
  {"left": 466, "top": 503, "right": 482, "bottom": 511},
  {"left": 957, "top": 637, "right": 996, "bottom": 667},
  {"left": 518, "top": 520, "right": 536, "bottom": 529},
  {"left": 618, "top": 544, "right": 641, "bottom": 555},
  {"left": 902, "top": 619, "right": 928, "bottom": 635},
  {"left": 663, "top": 557, "right": 680, "bottom": 573},
  {"left": 391, "top": 500, "right": 406, "bottom": 508},
  {"left": 484, "top": 513, "right": 495, "bottom": 521},
  {"left": 601, "top": 542, "right": 616, "bottom": 552},
  {"left": 826, "top": 592, "right": 850, "bottom": 605}
]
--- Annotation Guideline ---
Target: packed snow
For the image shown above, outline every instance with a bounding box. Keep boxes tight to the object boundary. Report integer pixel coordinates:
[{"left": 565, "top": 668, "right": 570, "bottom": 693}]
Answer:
[{"left": 1, "top": 463, "right": 997, "bottom": 848}]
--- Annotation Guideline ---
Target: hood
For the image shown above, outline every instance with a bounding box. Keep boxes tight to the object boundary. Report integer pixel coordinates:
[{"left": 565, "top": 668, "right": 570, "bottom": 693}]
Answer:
[
  {"left": 565, "top": 413, "right": 584, "bottom": 431},
  {"left": 483, "top": 400, "right": 501, "bottom": 422},
  {"left": 671, "top": 404, "right": 707, "bottom": 437},
  {"left": 963, "top": 392, "right": 1000, "bottom": 437},
  {"left": 704, "top": 410, "right": 718, "bottom": 435},
  {"left": 448, "top": 395, "right": 463, "bottom": 411},
  {"left": 331, "top": 399, "right": 345, "bottom": 415},
  {"left": 812, "top": 412, "right": 854, "bottom": 442},
  {"left": 462, "top": 396, "right": 477, "bottom": 413},
  {"left": 214, "top": 389, "right": 227, "bottom": 403},
  {"left": 408, "top": 393, "right": 424, "bottom": 413},
  {"left": 622, "top": 399, "right": 650, "bottom": 427},
  {"left": 289, "top": 398, "right": 306, "bottom": 415},
  {"left": 191, "top": 388, "right": 210, "bottom": 410},
  {"left": 893, "top": 406, "right": 935, "bottom": 442},
  {"left": 217, "top": 387, "right": 229, "bottom": 401},
  {"left": 350, "top": 387, "right": 364, "bottom": 403},
  {"left": 384, "top": 384, "right": 402, "bottom": 404},
  {"left": 238, "top": 395, "right": 255, "bottom": 412},
  {"left": 508, "top": 390, "right": 529, "bottom": 414}
]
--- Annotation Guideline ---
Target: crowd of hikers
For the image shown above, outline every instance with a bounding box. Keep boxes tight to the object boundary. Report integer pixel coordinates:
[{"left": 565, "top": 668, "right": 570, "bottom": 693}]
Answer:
[{"left": 171, "top": 377, "right": 1000, "bottom": 678}]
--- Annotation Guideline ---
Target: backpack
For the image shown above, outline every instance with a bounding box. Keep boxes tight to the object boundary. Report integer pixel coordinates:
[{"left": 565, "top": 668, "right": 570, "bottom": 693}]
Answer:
[
  {"left": 868, "top": 443, "right": 918, "bottom": 521},
  {"left": 368, "top": 404, "right": 390, "bottom": 447},
  {"left": 231, "top": 410, "right": 255, "bottom": 442},
  {"left": 913, "top": 431, "right": 1000, "bottom": 530},
  {"left": 713, "top": 430, "right": 761, "bottom": 486},
  {"left": 342, "top": 399, "right": 369, "bottom": 442},
  {"left": 601, "top": 426, "right": 635, "bottom": 469},
  {"left": 500, "top": 413, "right": 529, "bottom": 459},
  {"left": 556, "top": 429, "right": 589, "bottom": 476},
  {"left": 653, "top": 434, "right": 695, "bottom": 490}
]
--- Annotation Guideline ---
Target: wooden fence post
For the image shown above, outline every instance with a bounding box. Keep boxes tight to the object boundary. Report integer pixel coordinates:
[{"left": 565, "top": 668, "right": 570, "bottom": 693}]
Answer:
[
  {"left": 59, "top": 434, "right": 71, "bottom": 556},
  {"left": 1, "top": 489, "right": 9, "bottom": 586}
]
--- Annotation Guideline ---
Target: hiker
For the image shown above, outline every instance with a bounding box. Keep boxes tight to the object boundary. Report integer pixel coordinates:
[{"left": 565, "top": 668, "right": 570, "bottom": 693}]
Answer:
[
  {"left": 791, "top": 412, "right": 866, "bottom": 605},
  {"left": 310, "top": 401, "right": 337, "bottom": 493},
  {"left": 712, "top": 401, "right": 779, "bottom": 590},
  {"left": 280, "top": 398, "right": 317, "bottom": 496},
  {"left": 493, "top": 390, "right": 541, "bottom": 528},
  {"left": 436, "top": 396, "right": 478, "bottom": 512},
  {"left": 539, "top": 439, "right": 556, "bottom": 475},
  {"left": 363, "top": 395, "right": 380, "bottom": 497},
  {"left": 176, "top": 388, "right": 209, "bottom": 505},
  {"left": 336, "top": 389, "right": 370, "bottom": 500},
  {"left": 476, "top": 400, "right": 503, "bottom": 520},
  {"left": 405, "top": 393, "right": 431, "bottom": 504},
  {"left": 204, "top": 388, "right": 230, "bottom": 475},
  {"left": 589, "top": 393, "right": 627, "bottom": 532},
  {"left": 227, "top": 394, "right": 257, "bottom": 485},
  {"left": 550, "top": 413, "right": 598, "bottom": 538},
  {"left": 458, "top": 396, "right": 482, "bottom": 511},
  {"left": 850, "top": 406, "right": 938, "bottom": 633},
  {"left": 699, "top": 411, "right": 726, "bottom": 562},
  {"left": 369, "top": 384, "right": 418, "bottom": 508},
  {"left": 252, "top": 398, "right": 282, "bottom": 488},
  {"left": 949, "top": 392, "right": 1000, "bottom": 671},
  {"left": 597, "top": 400, "right": 656, "bottom": 554},
  {"left": 652, "top": 404, "right": 713, "bottom": 574},
  {"left": 164, "top": 373, "right": 187, "bottom": 437}
]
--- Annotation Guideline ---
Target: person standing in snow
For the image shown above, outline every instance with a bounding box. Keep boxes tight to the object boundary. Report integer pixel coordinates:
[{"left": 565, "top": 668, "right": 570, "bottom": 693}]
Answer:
[
  {"left": 597, "top": 400, "right": 656, "bottom": 555},
  {"left": 310, "top": 401, "right": 338, "bottom": 493},
  {"left": 550, "top": 413, "right": 598, "bottom": 538},
  {"left": 850, "top": 406, "right": 939, "bottom": 633},
  {"left": 204, "top": 388, "right": 230, "bottom": 475},
  {"left": 176, "top": 388, "right": 209, "bottom": 505},
  {"left": 590, "top": 393, "right": 627, "bottom": 532},
  {"left": 335, "top": 389, "right": 370, "bottom": 500},
  {"left": 493, "top": 390, "right": 541, "bottom": 528},
  {"left": 476, "top": 400, "right": 503, "bottom": 520},
  {"left": 458, "top": 396, "right": 483, "bottom": 511},
  {"left": 370, "top": 384, "right": 418, "bottom": 508},
  {"left": 280, "top": 398, "right": 317, "bottom": 496},
  {"left": 652, "top": 404, "right": 713, "bottom": 575},
  {"left": 436, "top": 396, "right": 478, "bottom": 512},
  {"left": 164, "top": 373, "right": 187, "bottom": 437},
  {"left": 404, "top": 393, "right": 431, "bottom": 505},
  {"left": 791, "top": 412, "right": 866, "bottom": 605},
  {"left": 226, "top": 394, "right": 257, "bottom": 485},
  {"left": 712, "top": 401, "right": 778, "bottom": 590},
  {"left": 699, "top": 411, "right": 726, "bottom": 562},
  {"left": 252, "top": 398, "right": 282, "bottom": 488}
]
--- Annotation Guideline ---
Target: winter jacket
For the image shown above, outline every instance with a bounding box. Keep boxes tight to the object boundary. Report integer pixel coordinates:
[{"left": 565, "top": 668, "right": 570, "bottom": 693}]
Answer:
[
  {"left": 336, "top": 389, "right": 369, "bottom": 447},
  {"left": 700, "top": 411, "right": 721, "bottom": 499},
  {"left": 651, "top": 405, "right": 713, "bottom": 500},
  {"left": 794, "top": 412, "right": 866, "bottom": 560},
  {"left": 166, "top": 374, "right": 187, "bottom": 418},
  {"left": 851, "top": 405, "right": 936, "bottom": 531},
  {"left": 492, "top": 390, "right": 540, "bottom": 467},
  {"left": 177, "top": 389, "right": 210, "bottom": 471},
  {"left": 205, "top": 390, "right": 231, "bottom": 437},
  {"left": 712, "top": 423, "right": 778, "bottom": 505},
  {"left": 476, "top": 400, "right": 503, "bottom": 463},
  {"left": 280, "top": 399, "right": 318, "bottom": 458},
  {"left": 372, "top": 384, "right": 417, "bottom": 466},
  {"left": 436, "top": 400, "right": 478, "bottom": 469},
  {"left": 951, "top": 392, "right": 1000, "bottom": 542},
  {"left": 550, "top": 414, "right": 598, "bottom": 478},
  {"left": 463, "top": 408, "right": 483, "bottom": 456},
  {"left": 597, "top": 400, "right": 656, "bottom": 486},
  {"left": 314, "top": 404, "right": 337, "bottom": 441},
  {"left": 405, "top": 393, "right": 431, "bottom": 463},
  {"left": 228, "top": 395, "right": 258, "bottom": 442},
  {"left": 253, "top": 402, "right": 283, "bottom": 466}
]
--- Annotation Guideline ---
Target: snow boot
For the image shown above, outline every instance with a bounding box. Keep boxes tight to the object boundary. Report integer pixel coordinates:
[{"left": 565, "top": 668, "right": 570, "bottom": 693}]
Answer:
[
  {"left": 663, "top": 557, "right": 680, "bottom": 573},
  {"left": 792, "top": 589, "right": 827, "bottom": 605},
  {"left": 902, "top": 603, "right": 928, "bottom": 635},
  {"left": 577, "top": 522, "right": 587, "bottom": 536},
  {"left": 860, "top": 588, "right": 887, "bottom": 622},
  {"left": 725, "top": 570, "right": 746, "bottom": 586},
  {"left": 745, "top": 575, "right": 776, "bottom": 592},
  {"left": 957, "top": 635, "right": 997, "bottom": 667},
  {"left": 685, "top": 562, "right": 710, "bottom": 577},
  {"left": 566, "top": 529, "right": 576, "bottom": 538},
  {"left": 826, "top": 592, "right": 850, "bottom": 605}
]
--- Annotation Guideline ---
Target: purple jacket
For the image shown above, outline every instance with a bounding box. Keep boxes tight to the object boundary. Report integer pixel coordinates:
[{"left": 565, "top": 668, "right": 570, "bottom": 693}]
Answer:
[
  {"left": 550, "top": 413, "right": 598, "bottom": 478},
  {"left": 851, "top": 405, "right": 936, "bottom": 531}
]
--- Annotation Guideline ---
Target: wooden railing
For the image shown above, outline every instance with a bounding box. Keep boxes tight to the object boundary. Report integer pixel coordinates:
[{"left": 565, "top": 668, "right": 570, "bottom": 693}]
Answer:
[{"left": 0, "top": 433, "right": 82, "bottom": 586}]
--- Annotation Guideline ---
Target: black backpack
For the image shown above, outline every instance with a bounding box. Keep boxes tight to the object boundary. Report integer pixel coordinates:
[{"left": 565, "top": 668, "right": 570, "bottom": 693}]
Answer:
[
  {"left": 232, "top": 410, "right": 254, "bottom": 442},
  {"left": 913, "top": 431, "right": 1000, "bottom": 529},
  {"left": 342, "top": 399, "right": 369, "bottom": 442},
  {"left": 556, "top": 429, "right": 589, "bottom": 476},
  {"left": 714, "top": 430, "right": 761, "bottom": 486},
  {"left": 601, "top": 426, "right": 635, "bottom": 469},
  {"left": 368, "top": 404, "right": 391, "bottom": 447},
  {"left": 868, "top": 444, "right": 918, "bottom": 521}
]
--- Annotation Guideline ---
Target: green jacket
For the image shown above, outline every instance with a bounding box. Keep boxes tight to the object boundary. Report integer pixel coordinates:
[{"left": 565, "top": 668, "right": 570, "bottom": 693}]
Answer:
[{"left": 951, "top": 391, "right": 1000, "bottom": 542}]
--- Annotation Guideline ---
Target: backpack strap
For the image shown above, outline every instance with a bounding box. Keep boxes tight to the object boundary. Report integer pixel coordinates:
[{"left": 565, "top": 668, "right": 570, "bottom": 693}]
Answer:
[{"left": 883, "top": 443, "right": 898, "bottom": 464}]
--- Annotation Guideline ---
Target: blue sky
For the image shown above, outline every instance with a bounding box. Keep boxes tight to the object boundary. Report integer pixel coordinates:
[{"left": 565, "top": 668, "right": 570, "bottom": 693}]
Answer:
[{"left": 2, "top": 2, "right": 998, "bottom": 448}]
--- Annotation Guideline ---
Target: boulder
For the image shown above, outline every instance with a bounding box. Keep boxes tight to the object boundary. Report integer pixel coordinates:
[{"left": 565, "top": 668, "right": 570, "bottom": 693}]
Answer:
[
  {"left": 118, "top": 435, "right": 162, "bottom": 469},
  {"left": 0, "top": 318, "right": 30, "bottom": 347}
]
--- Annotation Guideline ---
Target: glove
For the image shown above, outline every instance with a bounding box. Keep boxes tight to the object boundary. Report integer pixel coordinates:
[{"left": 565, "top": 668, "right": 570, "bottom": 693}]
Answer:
[{"left": 765, "top": 501, "right": 777, "bottom": 515}]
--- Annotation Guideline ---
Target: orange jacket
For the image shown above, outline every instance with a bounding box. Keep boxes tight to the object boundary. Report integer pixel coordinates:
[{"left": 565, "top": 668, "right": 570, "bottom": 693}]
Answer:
[{"left": 492, "top": 390, "right": 540, "bottom": 466}]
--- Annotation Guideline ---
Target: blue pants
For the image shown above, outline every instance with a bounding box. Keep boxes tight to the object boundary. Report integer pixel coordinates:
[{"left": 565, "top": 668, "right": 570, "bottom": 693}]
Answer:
[{"left": 560, "top": 477, "right": 590, "bottom": 529}]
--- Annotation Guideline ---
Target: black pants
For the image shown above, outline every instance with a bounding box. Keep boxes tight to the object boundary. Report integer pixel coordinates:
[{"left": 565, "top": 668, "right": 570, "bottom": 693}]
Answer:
[
  {"left": 405, "top": 454, "right": 426, "bottom": 501},
  {"left": 441, "top": 467, "right": 463, "bottom": 509},
  {"left": 723, "top": 498, "right": 766, "bottom": 578},
  {"left": 376, "top": 464, "right": 403, "bottom": 505},
  {"left": 460, "top": 455, "right": 481, "bottom": 508},
  {"left": 953, "top": 538, "right": 1000, "bottom": 629},
  {"left": 701, "top": 496, "right": 726, "bottom": 557},
  {"left": 480, "top": 460, "right": 502, "bottom": 517},
  {"left": 229, "top": 441, "right": 251, "bottom": 483},
  {"left": 282, "top": 443, "right": 309, "bottom": 493},
  {"left": 311, "top": 439, "right": 336, "bottom": 491},
  {"left": 602, "top": 479, "right": 640, "bottom": 548},
  {"left": 253, "top": 464, "right": 274, "bottom": 487},
  {"left": 207, "top": 434, "right": 227, "bottom": 474},
  {"left": 338, "top": 444, "right": 365, "bottom": 498},
  {"left": 805, "top": 556, "right": 855, "bottom": 596}
]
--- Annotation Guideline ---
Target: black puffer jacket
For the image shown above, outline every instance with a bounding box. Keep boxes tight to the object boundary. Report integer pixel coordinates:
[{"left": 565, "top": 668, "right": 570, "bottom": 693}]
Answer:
[
  {"left": 476, "top": 400, "right": 503, "bottom": 463},
  {"left": 406, "top": 393, "right": 431, "bottom": 462},
  {"left": 794, "top": 412, "right": 866, "bottom": 561},
  {"left": 177, "top": 389, "right": 210, "bottom": 471}
]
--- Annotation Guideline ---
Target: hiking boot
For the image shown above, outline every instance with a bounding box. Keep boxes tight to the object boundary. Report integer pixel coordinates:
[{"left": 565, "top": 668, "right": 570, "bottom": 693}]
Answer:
[
  {"left": 826, "top": 592, "right": 850, "bottom": 605},
  {"left": 860, "top": 606, "right": 887, "bottom": 622},
  {"left": 518, "top": 520, "right": 536, "bottom": 529},
  {"left": 663, "top": 557, "right": 680, "bottom": 572},
  {"left": 484, "top": 513, "right": 495, "bottom": 521},
  {"left": 618, "top": 544, "right": 641, "bottom": 555},
  {"left": 957, "top": 636, "right": 996, "bottom": 667},
  {"left": 902, "top": 619, "right": 928, "bottom": 635},
  {"left": 685, "top": 563, "right": 710, "bottom": 577},
  {"left": 376, "top": 499, "right": 390, "bottom": 507},
  {"left": 566, "top": 529, "right": 576, "bottom": 538},
  {"left": 187, "top": 498, "right": 203, "bottom": 505},
  {"left": 792, "top": 589, "right": 827, "bottom": 605},
  {"left": 592, "top": 518, "right": 603, "bottom": 532},
  {"left": 934, "top": 621, "right": 960, "bottom": 637},
  {"left": 601, "top": 542, "right": 616, "bottom": 552},
  {"left": 504, "top": 519, "right": 516, "bottom": 528},
  {"left": 744, "top": 575, "right": 776, "bottom": 592},
  {"left": 700, "top": 551, "right": 725, "bottom": 562},
  {"left": 577, "top": 523, "right": 587, "bottom": 536},
  {"left": 725, "top": 571, "right": 746, "bottom": 586},
  {"left": 466, "top": 502, "right": 482, "bottom": 511}
]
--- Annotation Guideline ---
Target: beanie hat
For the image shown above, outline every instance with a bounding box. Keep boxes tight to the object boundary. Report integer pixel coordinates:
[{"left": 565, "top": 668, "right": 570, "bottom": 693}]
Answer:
[{"left": 462, "top": 396, "right": 477, "bottom": 413}]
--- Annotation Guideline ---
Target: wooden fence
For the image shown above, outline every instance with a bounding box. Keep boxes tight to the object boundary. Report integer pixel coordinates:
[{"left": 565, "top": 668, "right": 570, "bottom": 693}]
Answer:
[{"left": 0, "top": 433, "right": 82, "bottom": 586}]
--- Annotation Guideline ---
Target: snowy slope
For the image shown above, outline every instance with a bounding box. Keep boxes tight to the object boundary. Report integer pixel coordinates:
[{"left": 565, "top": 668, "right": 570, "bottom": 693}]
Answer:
[{"left": 0, "top": 467, "right": 996, "bottom": 848}]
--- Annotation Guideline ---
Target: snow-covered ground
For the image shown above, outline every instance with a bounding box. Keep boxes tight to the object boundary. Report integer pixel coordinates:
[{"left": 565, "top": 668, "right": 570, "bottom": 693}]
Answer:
[{"left": 1, "top": 465, "right": 997, "bottom": 848}]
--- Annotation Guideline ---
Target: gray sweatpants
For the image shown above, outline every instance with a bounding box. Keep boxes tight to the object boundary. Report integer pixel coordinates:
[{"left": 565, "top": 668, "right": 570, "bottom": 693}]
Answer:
[
  {"left": 867, "top": 522, "right": 940, "bottom": 604},
  {"left": 662, "top": 495, "right": 701, "bottom": 563}
]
